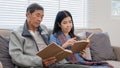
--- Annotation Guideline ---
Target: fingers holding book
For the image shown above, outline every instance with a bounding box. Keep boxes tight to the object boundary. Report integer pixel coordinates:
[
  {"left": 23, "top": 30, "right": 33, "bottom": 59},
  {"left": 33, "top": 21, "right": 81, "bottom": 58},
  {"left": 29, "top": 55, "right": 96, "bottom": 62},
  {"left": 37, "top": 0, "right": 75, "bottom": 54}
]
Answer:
[
  {"left": 62, "top": 37, "right": 77, "bottom": 48},
  {"left": 79, "top": 49, "right": 87, "bottom": 59},
  {"left": 42, "top": 56, "right": 57, "bottom": 67}
]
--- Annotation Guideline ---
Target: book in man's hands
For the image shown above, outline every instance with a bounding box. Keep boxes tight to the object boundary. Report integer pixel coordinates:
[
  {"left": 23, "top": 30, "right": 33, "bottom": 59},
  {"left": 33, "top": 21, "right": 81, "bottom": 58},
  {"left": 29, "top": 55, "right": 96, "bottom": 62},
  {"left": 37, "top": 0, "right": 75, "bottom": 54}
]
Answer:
[
  {"left": 36, "top": 33, "right": 93, "bottom": 62},
  {"left": 36, "top": 43, "right": 72, "bottom": 62}
]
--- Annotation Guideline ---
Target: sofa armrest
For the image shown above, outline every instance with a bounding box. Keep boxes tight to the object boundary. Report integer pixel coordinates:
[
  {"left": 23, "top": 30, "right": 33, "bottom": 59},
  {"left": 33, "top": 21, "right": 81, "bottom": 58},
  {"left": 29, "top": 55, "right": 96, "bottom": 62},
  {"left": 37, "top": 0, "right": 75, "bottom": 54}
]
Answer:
[
  {"left": 0, "top": 62, "right": 3, "bottom": 68},
  {"left": 112, "top": 45, "right": 120, "bottom": 61}
]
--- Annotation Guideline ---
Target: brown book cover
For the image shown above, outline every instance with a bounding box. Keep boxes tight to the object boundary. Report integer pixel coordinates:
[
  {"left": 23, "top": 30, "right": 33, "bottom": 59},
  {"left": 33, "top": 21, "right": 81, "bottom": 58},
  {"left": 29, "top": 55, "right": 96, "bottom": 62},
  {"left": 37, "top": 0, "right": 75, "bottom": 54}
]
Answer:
[
  {"left": 71, "top": 40, "right": 89, "bottom": 53},
  {"left": 36, "top": 43, "right": 72, "bottom": 62}
]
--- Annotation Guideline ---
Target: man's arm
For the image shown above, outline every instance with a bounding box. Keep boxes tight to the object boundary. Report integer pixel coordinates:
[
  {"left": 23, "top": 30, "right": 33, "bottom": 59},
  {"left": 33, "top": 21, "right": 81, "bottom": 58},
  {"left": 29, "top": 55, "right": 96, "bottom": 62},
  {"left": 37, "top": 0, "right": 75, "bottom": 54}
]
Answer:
[{"left": 9, "top": 31, "right": 43, "bottom": 67}]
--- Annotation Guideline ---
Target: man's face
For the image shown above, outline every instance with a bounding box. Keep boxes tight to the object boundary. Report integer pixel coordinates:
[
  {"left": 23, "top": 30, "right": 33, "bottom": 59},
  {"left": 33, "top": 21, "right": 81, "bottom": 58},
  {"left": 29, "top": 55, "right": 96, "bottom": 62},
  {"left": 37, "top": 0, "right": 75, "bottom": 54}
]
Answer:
[{"left": 27, "top": 10, "right": 44, "bottom": 29}]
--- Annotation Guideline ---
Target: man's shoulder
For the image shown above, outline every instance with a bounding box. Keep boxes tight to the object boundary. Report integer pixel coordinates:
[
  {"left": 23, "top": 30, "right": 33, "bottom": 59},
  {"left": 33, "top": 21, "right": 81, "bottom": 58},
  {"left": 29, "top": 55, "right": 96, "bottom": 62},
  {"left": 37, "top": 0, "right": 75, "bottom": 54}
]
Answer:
[
  {"left": 40, "top": 24, "right": 50, "bottom": 34},
  {"left": 11, "top": 25, "right": 23, "bottom": 35}
]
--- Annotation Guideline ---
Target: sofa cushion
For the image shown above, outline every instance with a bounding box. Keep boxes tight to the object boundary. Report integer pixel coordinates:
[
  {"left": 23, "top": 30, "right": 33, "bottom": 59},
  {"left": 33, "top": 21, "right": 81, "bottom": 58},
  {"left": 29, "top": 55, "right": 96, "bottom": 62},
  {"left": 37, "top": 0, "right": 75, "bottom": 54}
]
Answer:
[
  {"left": 86, "top": 32, "right": 116, "bottom": 61},
  {"left": 0, "top": 36, "right": 15, "bottom": 68},
  {"left": 105, "top": 60, "right": 120, "bottom": 68}
]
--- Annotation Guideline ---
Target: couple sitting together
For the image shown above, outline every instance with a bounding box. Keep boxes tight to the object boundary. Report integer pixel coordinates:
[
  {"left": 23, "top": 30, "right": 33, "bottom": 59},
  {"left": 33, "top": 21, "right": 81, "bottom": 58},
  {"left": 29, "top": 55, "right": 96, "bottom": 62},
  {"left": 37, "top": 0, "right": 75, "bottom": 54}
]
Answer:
[{"left": 9, "top": 3, "right": 113, "bottom": 68}]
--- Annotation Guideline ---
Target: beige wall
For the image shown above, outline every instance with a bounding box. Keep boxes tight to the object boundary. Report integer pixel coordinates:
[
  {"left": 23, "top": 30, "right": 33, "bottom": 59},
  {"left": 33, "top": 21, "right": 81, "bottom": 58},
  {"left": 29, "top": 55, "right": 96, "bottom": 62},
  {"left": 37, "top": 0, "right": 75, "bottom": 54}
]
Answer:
[{"left": 88, "top": 0, "right": 120, "bottom": 46}]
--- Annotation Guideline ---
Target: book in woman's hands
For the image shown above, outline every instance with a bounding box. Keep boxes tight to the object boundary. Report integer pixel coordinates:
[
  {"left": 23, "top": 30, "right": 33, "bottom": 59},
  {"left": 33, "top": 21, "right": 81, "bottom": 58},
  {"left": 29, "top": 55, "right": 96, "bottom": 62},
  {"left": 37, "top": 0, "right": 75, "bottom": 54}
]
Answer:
[
  {"left": 71, "top": 33, "right": 94, "bottom": 53},
  {"left": 36, "top": 43, "right": 73, "bottom": 62},
  {"left": 71, "top": 40, "right": 89, "bottom": 53}
]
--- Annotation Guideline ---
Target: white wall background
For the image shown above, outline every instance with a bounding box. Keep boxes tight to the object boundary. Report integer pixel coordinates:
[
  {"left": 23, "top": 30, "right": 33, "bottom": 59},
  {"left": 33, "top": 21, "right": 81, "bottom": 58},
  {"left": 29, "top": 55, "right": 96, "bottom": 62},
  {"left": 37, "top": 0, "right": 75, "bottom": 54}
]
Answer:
[
  {"left": 88, "top": 0, "right": 120, "bottom": 46},
  {"left": 0, "top": 0, "right": 87, "bottom": 29}
]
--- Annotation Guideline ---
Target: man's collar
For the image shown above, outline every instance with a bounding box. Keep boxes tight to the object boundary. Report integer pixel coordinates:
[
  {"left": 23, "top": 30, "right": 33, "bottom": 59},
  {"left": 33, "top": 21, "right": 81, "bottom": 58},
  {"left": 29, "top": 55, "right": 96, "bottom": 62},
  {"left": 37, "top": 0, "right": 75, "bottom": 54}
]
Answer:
[{"left": 22, "top": 20, "right": 43, "bottom": 37}]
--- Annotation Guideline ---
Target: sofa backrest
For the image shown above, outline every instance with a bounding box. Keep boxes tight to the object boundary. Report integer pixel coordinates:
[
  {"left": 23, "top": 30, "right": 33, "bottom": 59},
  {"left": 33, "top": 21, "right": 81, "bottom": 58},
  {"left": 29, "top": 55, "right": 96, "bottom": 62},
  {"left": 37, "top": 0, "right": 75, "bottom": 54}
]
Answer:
[
  {"left": 0, "top": 28, "right": 102, "bottom": 38},
  {"left": 0, "top": 29, "right": 12, "bottom": 38},
  {"left": 48, "top": 28, "right": 102, "bottom": 35},
  {"left": 74, "top": 28, "right": 102, "bottom": 34}
]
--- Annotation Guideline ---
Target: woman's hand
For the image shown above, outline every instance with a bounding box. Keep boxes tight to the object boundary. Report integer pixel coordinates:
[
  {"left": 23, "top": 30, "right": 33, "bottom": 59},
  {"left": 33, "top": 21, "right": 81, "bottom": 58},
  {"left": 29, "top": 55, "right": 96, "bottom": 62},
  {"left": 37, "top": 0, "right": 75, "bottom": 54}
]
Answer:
[
  {"left": 62, "top": 37, "right": 77, "bottom": 48},
  {"left": 42, "top": 57, "right": 57, "bottom": 67},
  {"left": 79, "top": 49, "right": 87, "bottom": 59}
]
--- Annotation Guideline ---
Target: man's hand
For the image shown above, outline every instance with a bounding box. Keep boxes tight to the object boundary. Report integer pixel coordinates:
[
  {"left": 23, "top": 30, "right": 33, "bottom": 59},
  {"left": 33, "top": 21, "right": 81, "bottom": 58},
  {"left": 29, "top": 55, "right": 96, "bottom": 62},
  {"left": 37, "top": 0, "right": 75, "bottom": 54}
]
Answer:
[{"left": 42, "top": 57, "right": 57, "bottom": 67}]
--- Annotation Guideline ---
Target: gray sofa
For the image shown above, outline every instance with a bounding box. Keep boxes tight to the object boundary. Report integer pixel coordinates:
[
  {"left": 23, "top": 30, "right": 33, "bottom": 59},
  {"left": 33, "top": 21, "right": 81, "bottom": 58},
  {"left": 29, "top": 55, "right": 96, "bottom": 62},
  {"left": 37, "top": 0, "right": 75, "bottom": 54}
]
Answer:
[{"left": 0, "top": 28, "right": 120, "bottom": 68}]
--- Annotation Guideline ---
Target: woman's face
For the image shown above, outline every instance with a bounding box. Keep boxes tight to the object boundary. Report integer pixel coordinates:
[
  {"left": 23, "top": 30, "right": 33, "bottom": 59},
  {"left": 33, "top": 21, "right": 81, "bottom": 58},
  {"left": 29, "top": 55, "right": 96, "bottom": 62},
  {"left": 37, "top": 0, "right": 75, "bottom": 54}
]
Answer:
[{"left": 59, "top": 16, "right": 73, "bottom": 34}]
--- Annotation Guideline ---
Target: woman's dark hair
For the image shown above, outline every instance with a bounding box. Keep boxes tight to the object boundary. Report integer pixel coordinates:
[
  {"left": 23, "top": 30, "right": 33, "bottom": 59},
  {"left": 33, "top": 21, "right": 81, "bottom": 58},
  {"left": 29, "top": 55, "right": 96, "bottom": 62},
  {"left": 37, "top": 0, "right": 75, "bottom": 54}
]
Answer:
[
  {"left": 53, "top": 10, "right": 75, "bottom": 38},
  {"left": 26, "top": 3, "right": 44, "bottom": 13}
]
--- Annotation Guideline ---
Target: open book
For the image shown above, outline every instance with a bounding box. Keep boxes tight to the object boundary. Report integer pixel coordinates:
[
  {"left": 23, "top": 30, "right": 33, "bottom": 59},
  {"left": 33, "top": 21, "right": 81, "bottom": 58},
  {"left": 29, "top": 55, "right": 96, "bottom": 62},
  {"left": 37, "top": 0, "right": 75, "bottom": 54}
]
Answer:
[
  {"left": 36, "top": 33, "right": 94, "bottom": 62},
  {"left": 71, "top": 39, "right": 89, "bottom": 53},
  {"left": 36, "top": 43, "right": 72, "bottom": 62},
  {"left": 71, "top": 33, "right": 94, "bottom": 53}
]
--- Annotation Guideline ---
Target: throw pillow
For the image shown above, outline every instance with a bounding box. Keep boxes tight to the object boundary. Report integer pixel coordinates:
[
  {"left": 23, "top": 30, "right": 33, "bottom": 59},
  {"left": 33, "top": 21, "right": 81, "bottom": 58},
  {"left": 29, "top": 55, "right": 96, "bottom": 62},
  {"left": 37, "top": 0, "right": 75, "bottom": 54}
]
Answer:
[
  {"left": 86, "top": 32, "right": 116, "bottom": 61},
  {"left": 0, "top": 36, "right": 15, "bottom": 68}
]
